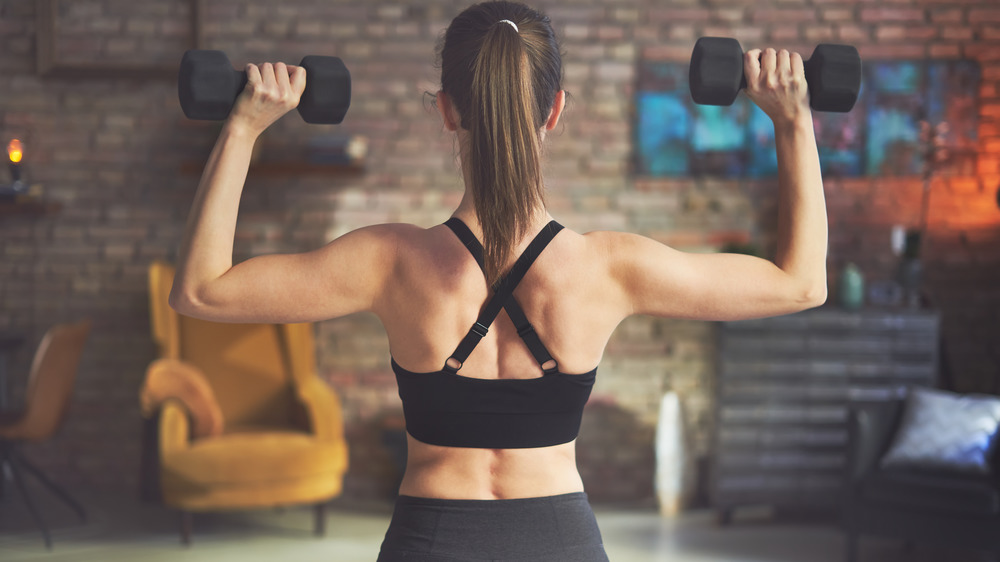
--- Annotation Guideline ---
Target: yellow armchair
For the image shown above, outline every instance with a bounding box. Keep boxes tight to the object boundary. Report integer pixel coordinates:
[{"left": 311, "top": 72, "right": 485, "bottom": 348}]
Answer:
[{"left": 142, "top": 261, "right": 349, "bottom": 544}]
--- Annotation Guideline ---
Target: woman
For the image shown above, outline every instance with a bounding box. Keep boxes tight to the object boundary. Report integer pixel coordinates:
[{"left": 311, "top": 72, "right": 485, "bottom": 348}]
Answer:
[{"left": 170, "top": 1, "right": 828, "bottom": 560}]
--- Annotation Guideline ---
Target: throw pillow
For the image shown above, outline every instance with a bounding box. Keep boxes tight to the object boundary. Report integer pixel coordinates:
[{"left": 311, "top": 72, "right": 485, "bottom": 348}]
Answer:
[{"left": 880, "top": 386, "right": 1000, "bottom": 475}]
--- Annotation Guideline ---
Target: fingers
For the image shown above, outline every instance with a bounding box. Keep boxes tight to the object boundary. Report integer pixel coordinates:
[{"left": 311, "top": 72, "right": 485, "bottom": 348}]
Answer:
[
  {"left": 289, "top": 65, "right": 306, "bottom": 95},
  {"left": 274, "top": 61, "right": 291, "bottom": 93},
  {"left": 790, "top": 51, "right": 805, "bottom": 81},
  {"left": 246, "top": 62, "right": 302, "bottom": 102},
  {"left": 245, "top": 63, "right": 262, "bottom": 87},
  {"left": 777, "top": 49, "right": 790, "bottom": 75},
  {"left": 259, "top": 62, "right": 277, "bottom": 90},
  {"left": 744, "top": 48, "right": 761, "bottom": 85},
  {"left": 761, "top": 48, "right": 777, "bottom": 87},
  {"left": 747, "top": 48, "right": 802, "bottom": 86}
]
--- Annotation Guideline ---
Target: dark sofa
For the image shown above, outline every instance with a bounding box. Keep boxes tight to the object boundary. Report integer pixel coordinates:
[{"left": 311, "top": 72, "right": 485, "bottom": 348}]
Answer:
[{"left": 843, "top": 399, "right": 1000, "bottom": 562}]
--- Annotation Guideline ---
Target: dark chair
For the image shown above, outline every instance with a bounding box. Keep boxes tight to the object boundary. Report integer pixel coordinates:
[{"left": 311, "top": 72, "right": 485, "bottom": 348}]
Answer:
[
  {"left": 843, "top": 399, "right": 1000, "bottom": 562},
  {"left": 0, "top": 321, "right": 91, "bottom": 549}
]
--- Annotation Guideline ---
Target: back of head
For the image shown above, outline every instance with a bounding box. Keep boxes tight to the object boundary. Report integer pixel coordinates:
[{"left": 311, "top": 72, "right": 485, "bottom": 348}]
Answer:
[{"left": 440, "top": 1, "right": 562, "bottom": 286}]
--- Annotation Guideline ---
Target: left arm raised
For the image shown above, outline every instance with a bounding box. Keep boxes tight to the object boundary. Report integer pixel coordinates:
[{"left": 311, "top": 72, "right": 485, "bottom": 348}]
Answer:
[{"left": 169, "top": 61, "right": 397, "bottom": 324}]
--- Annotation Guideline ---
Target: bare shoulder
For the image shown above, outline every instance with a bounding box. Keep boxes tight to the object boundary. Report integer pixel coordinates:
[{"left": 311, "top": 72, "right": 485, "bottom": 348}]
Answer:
[
  {"left": 580, "top": 230, "right": 671, "bottom": 274},
  {"left": 313, "top": 222, "right": 426, "bottom": 265}
]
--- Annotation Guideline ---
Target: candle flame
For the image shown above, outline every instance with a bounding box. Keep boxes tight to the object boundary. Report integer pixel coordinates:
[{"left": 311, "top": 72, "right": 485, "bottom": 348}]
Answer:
[{"left": 7, "top": 139, "right": 22, "bottom": 163}]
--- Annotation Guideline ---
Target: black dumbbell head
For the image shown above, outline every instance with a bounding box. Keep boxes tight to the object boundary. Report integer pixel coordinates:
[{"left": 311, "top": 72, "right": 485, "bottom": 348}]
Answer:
[
  {"left": 298, "top": 55, "right": 351, "bottom": 124},
  {"left": 178, "top": 50, "right": 244, "bottom": 121},
  {"left": 806, "top": 44, "right": 862, "bottom": 113},
  {"left": 689, "top": 37, "right": 744, "bottom": 107}
]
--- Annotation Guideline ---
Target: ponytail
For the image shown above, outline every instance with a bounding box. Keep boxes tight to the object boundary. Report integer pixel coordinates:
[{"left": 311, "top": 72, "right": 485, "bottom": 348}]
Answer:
[
  {"left": 440, "top": 2, "right": 563, "bottom": 287},
  {"left": 469, "top": 22, "right": 543, "bottom": 286}
]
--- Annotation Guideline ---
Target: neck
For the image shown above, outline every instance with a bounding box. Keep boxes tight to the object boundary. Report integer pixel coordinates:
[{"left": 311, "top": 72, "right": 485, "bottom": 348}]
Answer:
[
  {"left": 452, "top": 190, "right": 552, "bottom": 242},
  {"left": 450, "top": 137, "right": 553, "bottom": 242}
]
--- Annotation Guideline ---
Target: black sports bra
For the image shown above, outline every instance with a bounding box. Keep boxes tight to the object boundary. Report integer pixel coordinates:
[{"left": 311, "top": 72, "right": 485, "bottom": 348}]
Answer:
[{"left": 392, "top": 218, "right": 597, "bottom": 449}]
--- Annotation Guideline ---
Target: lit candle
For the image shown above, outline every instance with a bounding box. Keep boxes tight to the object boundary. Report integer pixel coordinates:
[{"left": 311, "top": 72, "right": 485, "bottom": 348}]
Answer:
[{"left": 7, "top": 139, "right": 22, "bottom": 184}]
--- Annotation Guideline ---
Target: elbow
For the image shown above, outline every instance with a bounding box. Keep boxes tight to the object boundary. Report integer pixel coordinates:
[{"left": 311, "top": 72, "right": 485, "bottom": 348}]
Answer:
[
  {"left": 168, "top": 285, "right": 202, "bottom": 317},
  {"left": 801, "top": 282, "right": 828, "bottom": 309}
]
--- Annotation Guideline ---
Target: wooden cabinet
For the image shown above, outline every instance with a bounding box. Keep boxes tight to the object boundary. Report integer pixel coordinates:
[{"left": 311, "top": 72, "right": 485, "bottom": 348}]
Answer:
[{"left": 710, "top": 307, "right": 939, "bottom": 523}]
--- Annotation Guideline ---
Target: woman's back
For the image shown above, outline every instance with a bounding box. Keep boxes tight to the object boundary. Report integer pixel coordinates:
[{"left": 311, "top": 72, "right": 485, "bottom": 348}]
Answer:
[{"left": 378, "top": 214, "right": 622, "bottom": 500}]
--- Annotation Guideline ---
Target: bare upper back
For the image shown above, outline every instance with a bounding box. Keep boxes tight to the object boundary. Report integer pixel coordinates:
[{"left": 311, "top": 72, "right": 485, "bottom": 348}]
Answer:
[{"left": 374, "top": 220, "right": 626, "bottom": 380}]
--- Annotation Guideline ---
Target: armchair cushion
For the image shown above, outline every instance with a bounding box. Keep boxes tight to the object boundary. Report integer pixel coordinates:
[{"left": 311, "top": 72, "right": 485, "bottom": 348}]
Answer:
[
  {"left": 162, "top": 429, "right": 348, "bottom": 487},
  {"left": 862, "top": 469, "right": 1000, "bottom": 516},
  {"left": 880, "top": 387, "right": 1000, "bottom": 476}
]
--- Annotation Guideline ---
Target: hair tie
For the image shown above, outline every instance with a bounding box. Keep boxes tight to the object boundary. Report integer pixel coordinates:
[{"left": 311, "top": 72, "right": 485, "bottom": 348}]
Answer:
[{"left": 498, "top": 19, "right": 519, "bottom": 32}]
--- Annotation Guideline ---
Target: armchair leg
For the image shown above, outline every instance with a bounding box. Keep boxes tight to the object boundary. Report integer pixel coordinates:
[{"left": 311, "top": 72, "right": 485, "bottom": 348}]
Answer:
[
  {"left": 314, "top": 502, "right": 327, "bottom": 537},
  {"left": 7, "top": 452, "right": 52, "bottom": 550},
  {"left": 180, "top": 511, "right": 192, "bottom": 546},
  {"left": 15, "top": 449, "right": 86, "bottom": 522}
]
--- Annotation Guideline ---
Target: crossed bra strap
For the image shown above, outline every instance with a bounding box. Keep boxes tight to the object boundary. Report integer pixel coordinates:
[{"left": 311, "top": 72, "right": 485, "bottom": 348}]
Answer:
[{"left": 443, "top": 218, "right": 563, "bottom": 375}]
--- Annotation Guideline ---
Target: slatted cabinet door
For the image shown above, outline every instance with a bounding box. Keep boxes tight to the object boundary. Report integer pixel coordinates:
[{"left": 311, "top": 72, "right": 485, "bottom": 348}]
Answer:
[{"left": 710, "top": 308, "right": 939, "bottom": 524}]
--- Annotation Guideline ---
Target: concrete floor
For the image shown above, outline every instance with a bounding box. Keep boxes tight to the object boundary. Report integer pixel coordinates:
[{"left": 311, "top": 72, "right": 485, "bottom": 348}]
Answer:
[{"left": 0, "top": 481, "right": 994, "bottom": 562}]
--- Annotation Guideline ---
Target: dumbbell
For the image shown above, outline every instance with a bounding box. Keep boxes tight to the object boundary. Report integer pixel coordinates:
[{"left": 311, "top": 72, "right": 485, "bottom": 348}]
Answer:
[
  {"left": 178, "top": 50, "right": 351, "bottom": 124},
  {"left": 689, "top": 37, "right": 861, "bottom": 113}
]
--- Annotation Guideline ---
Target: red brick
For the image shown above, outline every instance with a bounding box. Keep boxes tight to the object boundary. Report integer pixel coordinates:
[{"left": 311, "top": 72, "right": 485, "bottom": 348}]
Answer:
[
  {"left": 930, "top": 8, "right": 965, "bottom": 24},
  {"left": 965, "top": 45, "right": 1000, "bottom": 61},
  {"left": 875, "top": 25, "right": 906, "bottom": 41},
  {"left": 753, "top": 9, "right": 818, "bottom": 23},
  {"left": 837, "top": 24, "right": 871, "bottom": 42},
  {"left": 982, "top": 26, "right": 1000, "bottom": 41},
  {"left": 982, "top": 65, "right": 1000, "bottom": 81},
  {"left": 949, "top": 178, "right": 982, "bottom": 194},
  {"left": 858, "top": 44, "right": 927, "bottom": 59},
  {"left": 969, "top": 8, "right": 1000, "bottom": 22},
  {"left": 805, "top": 25, "right": 836, "bottom": 43},
  {"left": 941, "top": 26, "right": 973, "bottom": 41},
  {"left": 978, "top": 156, "right": 1000, "bottom": 175},
  {"left": 641, "top": 45, "right": 692, "bottom": 62},
  {"left": 930, "top": 44, "right": 962, "bottom": 58},
  {"left": 648, "top": 8, "right": 711, "bottom": 23},
  {"left": 596, "top": 25, "right": 625, "bottom": 41},
  {"left": 771, "top": 27, "right": 802, "bottom": 42},
  {"left": 860, "top": 8, "right": 926, "bottom": 23},
  {"left": 821, "top": 8, "right": 854, "bottom": 22},
  {"left": 712, "top": 8, "right": 746, "bottom": 23}
]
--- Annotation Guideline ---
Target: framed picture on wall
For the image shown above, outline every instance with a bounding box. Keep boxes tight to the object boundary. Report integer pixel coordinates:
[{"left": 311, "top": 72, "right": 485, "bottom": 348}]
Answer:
[{"left": 35, "top": 0, "right": 203, "bottom": 79}]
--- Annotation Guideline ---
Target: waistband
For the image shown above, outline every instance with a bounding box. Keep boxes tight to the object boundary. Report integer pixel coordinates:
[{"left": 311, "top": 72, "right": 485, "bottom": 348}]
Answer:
[{"left": 394, "top": 491, "right": 588, "bottom": 509}]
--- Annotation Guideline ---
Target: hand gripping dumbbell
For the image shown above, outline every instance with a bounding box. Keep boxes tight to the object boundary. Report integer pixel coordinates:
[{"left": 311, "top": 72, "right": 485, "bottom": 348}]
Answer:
[
  {"left": 689, "top": 37, "right": 861, "bottom": 113},
  {"left": 178, "top": 49, "right": 351, "bottom": 124}
]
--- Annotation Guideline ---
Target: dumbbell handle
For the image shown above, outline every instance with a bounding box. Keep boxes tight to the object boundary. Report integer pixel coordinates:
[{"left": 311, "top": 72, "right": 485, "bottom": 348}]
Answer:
[
  {"left": 736, "top": 49, "right": 841, "bottom": 94},
  {"left": 179, "top": 50, "right": 351, "bottom": 124},
  {"left": 738, "top": 51, "right": 808, "bottom": 90},
  {"left": 690, "top": 38, "right": 861, "bottom": 112}
]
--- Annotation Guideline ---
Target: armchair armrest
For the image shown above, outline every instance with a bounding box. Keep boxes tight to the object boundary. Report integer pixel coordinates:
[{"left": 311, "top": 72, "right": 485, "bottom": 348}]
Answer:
[
  {"left": 159, "top": 399, "right": 192, "bottom": 455},
  {"left": 846, "top": 399, "right": 904, "bottom": 484},
  {"left": 140, "top": 358, "right": 224, "bottom": 438},
  {"left": 295, "top": 376, "right": 345, "bottom": 443}
]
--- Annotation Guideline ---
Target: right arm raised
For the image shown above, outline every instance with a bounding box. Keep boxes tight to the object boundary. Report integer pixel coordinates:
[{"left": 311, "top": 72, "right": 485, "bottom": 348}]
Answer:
[
  {"left": 595, "top": 231, "right": 826, "bottom": 322},
  {"left": 596, "top": 47, "right": 827, "bottom": 323}
]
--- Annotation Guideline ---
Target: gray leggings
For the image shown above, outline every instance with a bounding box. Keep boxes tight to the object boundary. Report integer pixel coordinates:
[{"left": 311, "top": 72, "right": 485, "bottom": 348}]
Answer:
[{"left": 376, "top": 492, "right": 609, "bottom": 562}]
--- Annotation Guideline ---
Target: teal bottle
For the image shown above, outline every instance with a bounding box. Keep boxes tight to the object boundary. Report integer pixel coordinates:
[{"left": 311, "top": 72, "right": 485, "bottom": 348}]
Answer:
[{"left": 839, "top": 262, "right": 865, "bottom": 311}]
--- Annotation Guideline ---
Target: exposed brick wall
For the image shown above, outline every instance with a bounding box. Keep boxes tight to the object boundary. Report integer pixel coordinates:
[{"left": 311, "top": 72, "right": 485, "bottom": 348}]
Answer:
[{"left": 0, "top": 0, "right": 997, "bottom": 504}]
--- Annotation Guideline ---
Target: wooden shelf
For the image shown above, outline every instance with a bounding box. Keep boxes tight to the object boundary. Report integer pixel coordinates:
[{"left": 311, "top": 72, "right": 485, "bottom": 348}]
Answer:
[
  {"left": 179, "top": 161, "right": 365, "bottom": 177},
  {"left": 0, "top": 199, "right": 62, "bottom": 217}
]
